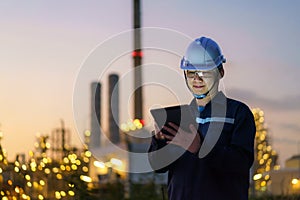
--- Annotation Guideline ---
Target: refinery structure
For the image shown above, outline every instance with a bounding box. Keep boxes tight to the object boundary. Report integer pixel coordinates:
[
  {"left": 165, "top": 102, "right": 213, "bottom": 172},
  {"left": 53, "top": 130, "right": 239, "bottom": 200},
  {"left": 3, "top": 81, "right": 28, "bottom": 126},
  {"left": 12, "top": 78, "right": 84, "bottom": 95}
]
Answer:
[
  {"left": 1, "top": 105, "right": 300, "bottom": 199},
  {"left": 1, "top": 1, "right": 300, "bottom": 199}
]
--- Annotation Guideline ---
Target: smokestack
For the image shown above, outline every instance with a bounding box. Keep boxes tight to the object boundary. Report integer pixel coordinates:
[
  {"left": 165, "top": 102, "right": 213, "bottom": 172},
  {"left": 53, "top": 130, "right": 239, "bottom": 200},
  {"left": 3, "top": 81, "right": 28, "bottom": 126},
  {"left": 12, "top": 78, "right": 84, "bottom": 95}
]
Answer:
[
  {"left": 90, "top": 82, "right": 101, "bottom": 148},
  {"left": 133, "top": 0, "right": 143, "bottom": 119},
  {"left": 108, "top": 74, "right": 120, "bottom": 144}
]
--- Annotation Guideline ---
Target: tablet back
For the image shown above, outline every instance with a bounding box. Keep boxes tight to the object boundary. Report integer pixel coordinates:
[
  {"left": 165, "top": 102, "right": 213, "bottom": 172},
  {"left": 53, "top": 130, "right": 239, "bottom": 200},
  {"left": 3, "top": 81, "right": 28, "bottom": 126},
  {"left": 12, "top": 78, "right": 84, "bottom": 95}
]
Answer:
[{"left": 150, "top": 104, "right": 196, "bottom": 133}]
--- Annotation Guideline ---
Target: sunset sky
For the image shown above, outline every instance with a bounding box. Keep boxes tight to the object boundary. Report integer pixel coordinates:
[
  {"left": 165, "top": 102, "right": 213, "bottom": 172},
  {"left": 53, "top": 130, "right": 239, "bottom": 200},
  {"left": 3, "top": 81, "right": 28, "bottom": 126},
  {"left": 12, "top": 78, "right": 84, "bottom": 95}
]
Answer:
[{"left": 0, "top": 1, "right": 299, "bottom": 166}]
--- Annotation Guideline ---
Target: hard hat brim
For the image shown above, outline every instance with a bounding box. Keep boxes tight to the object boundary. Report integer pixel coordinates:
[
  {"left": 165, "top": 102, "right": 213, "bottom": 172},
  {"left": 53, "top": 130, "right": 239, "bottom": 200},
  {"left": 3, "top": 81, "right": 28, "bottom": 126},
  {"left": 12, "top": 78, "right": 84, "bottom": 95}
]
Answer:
[{"left": 180, "top": 57, "right": 218, "bottom": 71}]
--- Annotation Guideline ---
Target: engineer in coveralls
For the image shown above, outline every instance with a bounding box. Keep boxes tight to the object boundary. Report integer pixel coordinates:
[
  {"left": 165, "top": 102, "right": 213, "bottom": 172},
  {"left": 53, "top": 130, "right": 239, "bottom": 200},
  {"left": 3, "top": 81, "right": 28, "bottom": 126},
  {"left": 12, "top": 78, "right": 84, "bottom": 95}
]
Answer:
[{"left": 148, "top": 36, "right": 256, "bottom": 200}]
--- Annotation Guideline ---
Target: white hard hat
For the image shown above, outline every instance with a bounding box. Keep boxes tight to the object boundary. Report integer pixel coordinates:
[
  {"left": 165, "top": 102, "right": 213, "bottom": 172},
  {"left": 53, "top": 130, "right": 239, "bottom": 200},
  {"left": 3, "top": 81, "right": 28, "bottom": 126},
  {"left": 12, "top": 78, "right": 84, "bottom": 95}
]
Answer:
[{"left": 180, "top": 37, "right": 226, "bottom": 71}]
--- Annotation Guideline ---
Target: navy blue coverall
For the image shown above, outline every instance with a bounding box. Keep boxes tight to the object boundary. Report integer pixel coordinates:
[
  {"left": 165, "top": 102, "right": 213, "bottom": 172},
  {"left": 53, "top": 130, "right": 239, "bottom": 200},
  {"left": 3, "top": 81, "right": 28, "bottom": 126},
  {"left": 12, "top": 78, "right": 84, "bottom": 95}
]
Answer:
[{"left": 148, "top": 92, "right": 256, "bottom": 200}]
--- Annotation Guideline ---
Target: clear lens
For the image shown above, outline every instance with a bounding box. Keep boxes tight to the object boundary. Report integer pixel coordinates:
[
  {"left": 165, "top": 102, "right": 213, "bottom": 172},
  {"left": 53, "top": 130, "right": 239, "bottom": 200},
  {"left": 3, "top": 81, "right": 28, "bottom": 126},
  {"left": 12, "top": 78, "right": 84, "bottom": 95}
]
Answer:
[{"left": 186, "top": 70, "right": 216, "bottom": 79}]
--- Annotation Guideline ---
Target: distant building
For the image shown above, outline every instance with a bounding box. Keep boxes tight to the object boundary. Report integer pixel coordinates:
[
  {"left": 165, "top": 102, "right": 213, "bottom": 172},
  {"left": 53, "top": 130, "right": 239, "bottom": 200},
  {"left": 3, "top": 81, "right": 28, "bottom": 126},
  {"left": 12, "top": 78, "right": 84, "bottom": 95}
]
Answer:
[
  {"left": 286, "top": 155, "right": 300, "bottom": 169},
  {"left": 268, "top": 154, "right": 300, "bottom": 195}
]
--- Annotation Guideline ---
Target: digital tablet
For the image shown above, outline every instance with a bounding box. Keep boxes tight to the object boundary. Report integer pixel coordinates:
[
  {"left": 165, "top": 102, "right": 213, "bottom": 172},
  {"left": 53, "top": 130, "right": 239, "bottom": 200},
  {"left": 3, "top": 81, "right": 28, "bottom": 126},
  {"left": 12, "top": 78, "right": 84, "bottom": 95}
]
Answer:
[{"left": 150, "top": 104, "right": 196, "bottom": 134}]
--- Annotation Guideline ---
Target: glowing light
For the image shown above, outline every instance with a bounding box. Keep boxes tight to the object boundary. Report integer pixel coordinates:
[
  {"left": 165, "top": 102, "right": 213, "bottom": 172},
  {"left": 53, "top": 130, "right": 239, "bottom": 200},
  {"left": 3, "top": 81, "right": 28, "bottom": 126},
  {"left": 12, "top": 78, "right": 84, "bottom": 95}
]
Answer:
[
  {"left": 29, "top": 151, "right": 34, "bottom": 157},
  {"left": 85, "top": 130, "right": 91, "bottom": 137},
  {"left": 263, "top": 154, "right": 269, "bottom": 160},
  {"left": 265, "top": 175, "right": 270, "bottom": 180},
  {"left": 82, "top": 166, "right": 89, "bottom": 172},
  {"left": 8, "top": 179, "right": 13, "bottom": 185},
  {"left": 260, "top": 134, "right": 265, "bottom": 141},
  {"left": 14, "top": 166, "right": 20, "bottom": 172},
  {"left": 68, "top": 190, "right": 75, "bottom": 196},
  {"left": 60, "top": 165, "right": 66, "bottom": 171},
  {"left": 15, "top": 186, "right": 20, "bottom": 193},
  {"left": 42, "top": 157, "right": 48, "bottom": 164},
  {"left": 63, "top": 157, "right": 69, "bottom": 164},
  {"left": 94, "top": 161, "right": 108, "bottom": 175},
  {"left": 83, "top": 157, "right": 89, "bottom": 163},
  {"left": 292, "top": 178, "right": 299, "bottom": 185},
  {"left": 66, "top": 166, "right": 71, "bottom": 171},
  {"left": 55, "top": 191, "right": 61, "bottom": 199},
  {"left": 56, "top": 174, "right": 63, "bottom": 180},
  {"left": 22, "top": 164, "right": 27, "bottom": 170},
  {"left": 39, "top": 180, "right": 45, "bottom": 186},
  {"left": 76, "top": 160, "right": 81, "bottom": 165},
  {"left": 253, "top": 173, "right": 262, "bottom": 181},
  {"left": 27, "top": 182, "right": 32, "bottom": 187},
  {"left": 121, "top": 119, "right": 145, "bottom": 132},
  {"left": 274, "top": 165, "right": 280, "bottom": 170},
  {"left": 30, "top": 162, "right": 37, "bottom": 169},
  {"left": 259, "top": 159, "right": 264, "bottom": 165},
  {"left": 80, "top": 175, "right": 92, "bottom": 183},
  {"left": 259, "top": 110, "right": 264, "bottom": 116},
  {"left": 60, "top": 191, "right": 66, "bottom": 197},
  {"left": 52, "top": 167, "right": 59, "bottom": 173},
  {"left": 84, "top": 151, "right": 92, "bottom": 157},
  {"left": 94, "top": 161, "right": 106, "bottom": 168},
  {"left": 46, "top": 143, "right": 51, "bottom": 149},
  {"left": 33, "top": 181, "right": 39, "bottom": 188},
  {"left": 110, "top": 158, "right": 123, "bottom": 167},
  {"left": 25, "top": 175, "right": 31, "bottom": 180},
  {"left": 44, "top": 168, "right": 51, "bottom": 174},
  {"left": 259, "top": 117, "right": 264, "bottom": 123},
  {"left": 39, "top": 163, "right": 45, "bottom": 169},
  {"left": 15, "top": 161, "right": 20, "bottom": 166},
  {"left": 132, "top": 50, "right": 143, "bottom": 57},
  {"left": 71, "top": 164, "right": 77, "bottom": 170}
]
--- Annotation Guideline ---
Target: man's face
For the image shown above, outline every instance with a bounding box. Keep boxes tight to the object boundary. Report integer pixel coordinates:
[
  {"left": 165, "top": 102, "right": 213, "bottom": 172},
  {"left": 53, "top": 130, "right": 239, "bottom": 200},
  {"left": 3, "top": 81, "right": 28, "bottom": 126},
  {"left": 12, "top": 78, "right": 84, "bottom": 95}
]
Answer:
[{"left": 185, "top": 69, "right": 221, "bottom": 96}]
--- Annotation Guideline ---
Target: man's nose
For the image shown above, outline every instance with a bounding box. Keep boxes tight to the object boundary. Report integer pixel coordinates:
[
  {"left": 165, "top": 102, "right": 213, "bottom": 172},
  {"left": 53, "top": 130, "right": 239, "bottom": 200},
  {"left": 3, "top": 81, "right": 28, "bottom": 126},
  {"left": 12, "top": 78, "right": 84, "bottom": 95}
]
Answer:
[{"left": 194, "top": 73, "right": 204, "bottom": 81}]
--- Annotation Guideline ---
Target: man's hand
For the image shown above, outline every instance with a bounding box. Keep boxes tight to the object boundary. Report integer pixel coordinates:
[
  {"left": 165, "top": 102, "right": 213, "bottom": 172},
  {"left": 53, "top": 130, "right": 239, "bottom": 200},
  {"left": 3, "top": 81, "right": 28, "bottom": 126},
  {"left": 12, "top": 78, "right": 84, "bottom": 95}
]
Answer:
[
  {"left": 162, "top": 122, "right": 201, "bottom": 154},
  {"left": 154, "top": 123, "right": 166, "bottom": 140}
]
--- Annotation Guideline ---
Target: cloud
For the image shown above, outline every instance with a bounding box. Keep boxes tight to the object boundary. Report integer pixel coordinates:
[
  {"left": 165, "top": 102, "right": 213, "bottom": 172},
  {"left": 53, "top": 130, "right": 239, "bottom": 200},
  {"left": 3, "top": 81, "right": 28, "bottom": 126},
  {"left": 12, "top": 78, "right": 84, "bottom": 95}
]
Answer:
[{"left": 226, "top": 88, "right": 300, "bottom": 111}]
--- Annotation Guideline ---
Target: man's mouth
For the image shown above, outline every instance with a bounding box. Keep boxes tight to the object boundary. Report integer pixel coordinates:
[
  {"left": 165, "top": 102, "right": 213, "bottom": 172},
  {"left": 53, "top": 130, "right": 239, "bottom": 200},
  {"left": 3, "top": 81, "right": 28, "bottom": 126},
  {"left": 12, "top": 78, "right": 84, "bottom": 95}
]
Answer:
[{"left": 193, "top": 85, "right": 204, "bottom": 89}]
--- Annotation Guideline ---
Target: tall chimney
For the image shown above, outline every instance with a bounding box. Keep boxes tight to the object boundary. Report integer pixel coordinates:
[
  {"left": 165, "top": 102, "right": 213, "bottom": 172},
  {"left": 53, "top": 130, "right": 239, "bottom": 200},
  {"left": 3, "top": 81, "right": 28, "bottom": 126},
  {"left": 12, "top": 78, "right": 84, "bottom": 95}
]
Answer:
[
  {"left": 133, "top": 0, "right": 143, "bottom": 119},
  {"left": 108, "top": 74, "right": 120, "bottom": 144},
  {"left": 90, "top": 82, "right": 101, "bottom": 148}
]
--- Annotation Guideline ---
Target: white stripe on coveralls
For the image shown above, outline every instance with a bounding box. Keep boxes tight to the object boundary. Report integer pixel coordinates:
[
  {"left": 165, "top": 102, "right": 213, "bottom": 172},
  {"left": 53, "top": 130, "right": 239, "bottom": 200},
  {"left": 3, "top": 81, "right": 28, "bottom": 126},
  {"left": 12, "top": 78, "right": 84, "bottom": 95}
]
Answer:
[{"left": 196, "top": 117, "right": 235, "bottom": 124}]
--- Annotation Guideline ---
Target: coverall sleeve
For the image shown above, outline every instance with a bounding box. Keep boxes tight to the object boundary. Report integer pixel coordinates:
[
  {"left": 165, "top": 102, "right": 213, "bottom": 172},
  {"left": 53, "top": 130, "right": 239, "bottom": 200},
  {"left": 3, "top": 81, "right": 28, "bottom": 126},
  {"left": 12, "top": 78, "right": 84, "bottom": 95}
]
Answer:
[
  {"left": 148, "top": 136, "right": 169, "bottom": 173},
  {"left": 148, "top": 135, "right": 185, "bottom": 173}
]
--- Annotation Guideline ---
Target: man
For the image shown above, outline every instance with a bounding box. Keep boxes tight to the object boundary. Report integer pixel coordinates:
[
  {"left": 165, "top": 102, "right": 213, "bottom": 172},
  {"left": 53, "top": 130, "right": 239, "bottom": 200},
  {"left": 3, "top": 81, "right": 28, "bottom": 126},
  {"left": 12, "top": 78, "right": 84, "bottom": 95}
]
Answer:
[{"left": 148, "top": 36, "right": 256, "bottom": 200}]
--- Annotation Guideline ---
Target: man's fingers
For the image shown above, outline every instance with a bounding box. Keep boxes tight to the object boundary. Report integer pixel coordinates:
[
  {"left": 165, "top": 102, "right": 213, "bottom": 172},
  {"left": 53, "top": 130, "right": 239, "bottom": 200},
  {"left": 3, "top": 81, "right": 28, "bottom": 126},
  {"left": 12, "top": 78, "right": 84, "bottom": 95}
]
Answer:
[
  {"left": 163, "top": 134, "right": 173, "bottom": 141},
  {"left": 167, "top": 122, "right": 179, "bottom": 130},
  {"left": 162, "top": 125, "right": 176, "bottom": 136}
]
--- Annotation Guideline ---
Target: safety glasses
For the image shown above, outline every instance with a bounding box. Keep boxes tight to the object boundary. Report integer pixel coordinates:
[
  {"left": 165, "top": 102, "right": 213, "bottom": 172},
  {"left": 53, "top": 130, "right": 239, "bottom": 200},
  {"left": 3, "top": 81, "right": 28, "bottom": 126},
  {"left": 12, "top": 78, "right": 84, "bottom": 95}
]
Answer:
[{"left": 185, "top": 70, "right": 217, "bottom": 79}]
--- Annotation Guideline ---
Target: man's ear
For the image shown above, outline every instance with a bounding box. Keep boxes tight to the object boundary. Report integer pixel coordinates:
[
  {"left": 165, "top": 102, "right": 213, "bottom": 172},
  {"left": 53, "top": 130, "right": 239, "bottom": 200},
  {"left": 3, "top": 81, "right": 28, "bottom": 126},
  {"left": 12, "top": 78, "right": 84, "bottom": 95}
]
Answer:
[{"left": 218, "top": 67, "right": 224, "bottom": 78}]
